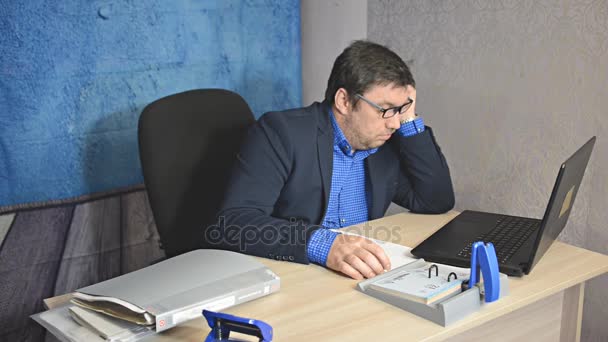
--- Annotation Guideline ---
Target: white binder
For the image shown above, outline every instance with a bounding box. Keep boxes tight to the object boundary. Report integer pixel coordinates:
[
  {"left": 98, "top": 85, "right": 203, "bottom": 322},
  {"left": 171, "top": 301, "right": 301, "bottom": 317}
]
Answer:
[{"left": 72, "top": 249, "right": 280, "bottom": 332}]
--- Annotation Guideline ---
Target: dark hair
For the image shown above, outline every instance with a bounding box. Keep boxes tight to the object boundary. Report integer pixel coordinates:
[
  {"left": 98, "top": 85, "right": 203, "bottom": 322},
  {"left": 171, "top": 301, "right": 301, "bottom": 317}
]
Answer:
[{"left": 324, "top": 40, "right": 415, "bottom": 107}]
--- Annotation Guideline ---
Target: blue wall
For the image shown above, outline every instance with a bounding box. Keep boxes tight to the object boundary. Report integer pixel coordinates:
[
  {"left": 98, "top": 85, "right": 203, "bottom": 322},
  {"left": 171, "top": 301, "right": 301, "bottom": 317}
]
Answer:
[{"left": 0, "top": 1, "right": 302, "bottom": 207}]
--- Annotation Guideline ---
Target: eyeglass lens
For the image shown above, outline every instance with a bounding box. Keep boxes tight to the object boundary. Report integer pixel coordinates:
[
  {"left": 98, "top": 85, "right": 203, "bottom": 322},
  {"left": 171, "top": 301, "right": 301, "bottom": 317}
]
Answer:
[{"left": 383, "top": 101, "right": 412, "bottom": 118}]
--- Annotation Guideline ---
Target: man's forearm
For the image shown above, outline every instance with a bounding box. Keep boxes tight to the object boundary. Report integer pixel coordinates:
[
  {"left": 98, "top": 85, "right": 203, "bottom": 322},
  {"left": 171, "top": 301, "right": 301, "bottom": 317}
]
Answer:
[
  {"left": 394, "top": 126, "right": 455, "bottom": 213},
  {"left": 210, "top": 207, "right": 321, "bottom": 264}
]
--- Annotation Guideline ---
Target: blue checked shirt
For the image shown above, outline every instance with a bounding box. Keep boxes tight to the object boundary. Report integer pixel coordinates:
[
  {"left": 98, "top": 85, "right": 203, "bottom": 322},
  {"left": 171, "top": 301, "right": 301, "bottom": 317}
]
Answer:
[{"left": 307, "top": 109, "right": 425, "bottom": 265}]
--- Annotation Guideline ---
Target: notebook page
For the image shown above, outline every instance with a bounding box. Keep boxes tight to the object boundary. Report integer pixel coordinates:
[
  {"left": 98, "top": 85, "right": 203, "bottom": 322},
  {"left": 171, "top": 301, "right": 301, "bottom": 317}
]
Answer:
[{"left": 330, "top": 229, "right": 419, "bottom": 268}]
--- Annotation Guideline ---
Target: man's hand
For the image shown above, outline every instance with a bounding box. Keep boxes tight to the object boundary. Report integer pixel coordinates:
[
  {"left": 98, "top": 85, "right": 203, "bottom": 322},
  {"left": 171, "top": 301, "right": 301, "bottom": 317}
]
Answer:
[
  {"left": 326, "top": 234, "right": 391, "bottom": 280},
  {"left": 401, "top": 85, "right": 417, "bottom": 121}
]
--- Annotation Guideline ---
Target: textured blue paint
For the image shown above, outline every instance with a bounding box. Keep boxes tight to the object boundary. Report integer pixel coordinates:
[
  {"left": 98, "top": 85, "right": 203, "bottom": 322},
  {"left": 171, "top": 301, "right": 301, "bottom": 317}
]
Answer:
[{"left": 0, "top": 0, "right": 302, "bottom": 206}]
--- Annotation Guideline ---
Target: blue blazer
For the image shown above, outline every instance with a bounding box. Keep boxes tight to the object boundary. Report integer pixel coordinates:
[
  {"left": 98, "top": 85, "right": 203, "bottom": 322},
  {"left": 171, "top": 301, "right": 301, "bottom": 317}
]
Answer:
[{"left": 214, "top": 101, "right": 454, "bottom": 263}]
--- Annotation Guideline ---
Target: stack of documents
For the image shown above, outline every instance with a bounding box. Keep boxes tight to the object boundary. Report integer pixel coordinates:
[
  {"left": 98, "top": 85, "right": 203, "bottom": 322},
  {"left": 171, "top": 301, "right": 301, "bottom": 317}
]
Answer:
[
  {"left": 32, "top": 249, "right": 281, "bottom": 340},
  {"left": 68, "top": 306, "right": 153, "bottom": 340},
  {"left": 32, "top": 305, "right": 155, "bottom": 342}
]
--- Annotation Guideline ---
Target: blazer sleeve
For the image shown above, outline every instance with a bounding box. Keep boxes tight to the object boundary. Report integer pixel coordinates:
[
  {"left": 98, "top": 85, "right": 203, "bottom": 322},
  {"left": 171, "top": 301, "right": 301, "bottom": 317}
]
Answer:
[
  {"left": 212, "top": 114, "right": 321, "bottom": 264},
  {"left": 391, "top": 126, "right": 455, "bottom": 213}
]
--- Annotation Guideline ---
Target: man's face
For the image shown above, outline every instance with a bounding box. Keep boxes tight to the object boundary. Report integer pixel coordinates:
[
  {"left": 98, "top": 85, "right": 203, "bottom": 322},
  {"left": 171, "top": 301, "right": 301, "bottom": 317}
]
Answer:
[{"left": 340, "top": 83, "right": 416, "bottom": 151}]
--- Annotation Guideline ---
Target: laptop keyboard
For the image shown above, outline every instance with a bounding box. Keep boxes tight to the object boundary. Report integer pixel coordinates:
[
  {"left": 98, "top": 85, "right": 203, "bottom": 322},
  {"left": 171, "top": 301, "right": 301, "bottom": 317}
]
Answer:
[{"left": 457, "top": 215, "right": 541, "bottom": 263}]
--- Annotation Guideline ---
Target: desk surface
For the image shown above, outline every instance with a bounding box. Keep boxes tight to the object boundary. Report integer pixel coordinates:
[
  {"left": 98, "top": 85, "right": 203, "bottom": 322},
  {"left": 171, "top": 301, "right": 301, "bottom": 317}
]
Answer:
[
  {"left": 40, "top": 211, "right": 608, "bottom": 340},
  {"left": 154, "top": 211, "right": 608, "bottom": 341}
]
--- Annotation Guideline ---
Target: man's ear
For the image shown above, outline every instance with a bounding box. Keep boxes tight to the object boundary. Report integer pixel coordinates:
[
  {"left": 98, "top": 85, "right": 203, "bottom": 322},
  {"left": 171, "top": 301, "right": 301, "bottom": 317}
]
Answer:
[{"left": 333, "top": 88, "right": 351, "bottom": 116}]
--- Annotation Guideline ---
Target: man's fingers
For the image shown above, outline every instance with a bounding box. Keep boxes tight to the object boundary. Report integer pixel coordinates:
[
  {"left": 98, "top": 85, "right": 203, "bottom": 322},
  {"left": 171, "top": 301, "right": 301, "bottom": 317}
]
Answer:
[
  {"left": 327, "top": 234, "right": 392, "bottom": 279},
  {"left": 345, "top": 254, "right": 376, "bottom": 279},
  {"left": 353, "top": 248, "right": 385, "bottom": 275},
  {"left": 337, "top": 262, "right": 364, "bottom": 280},
  {"left": 362, "top": 241, "right": 391, "bottom": 271}
]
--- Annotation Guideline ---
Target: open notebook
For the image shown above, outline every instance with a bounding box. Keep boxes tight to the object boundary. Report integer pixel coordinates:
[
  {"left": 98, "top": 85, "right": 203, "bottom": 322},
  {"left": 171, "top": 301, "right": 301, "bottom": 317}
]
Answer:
[
  {"left": 330, "top": 229, "right": 420, "bottom": 268},
  {"left": 368, "top": 263, "right": 468, "bottom": 304},
  {"left": 333, "top": 229, "right": 471, "bottom": 304}
]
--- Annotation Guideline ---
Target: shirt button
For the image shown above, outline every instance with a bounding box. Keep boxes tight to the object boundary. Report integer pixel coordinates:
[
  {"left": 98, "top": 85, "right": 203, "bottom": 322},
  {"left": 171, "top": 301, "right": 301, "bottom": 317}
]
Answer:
[{"left": 341, "top": 219, "right": 346, "bottom": 223}]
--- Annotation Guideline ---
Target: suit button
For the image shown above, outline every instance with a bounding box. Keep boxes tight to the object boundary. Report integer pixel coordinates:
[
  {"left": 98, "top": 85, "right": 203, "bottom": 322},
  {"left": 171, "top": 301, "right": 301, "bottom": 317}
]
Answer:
[
  {"left": 268, "top": 254, "right": 274, "bottom": 258},
  {"left": 282, "top": 256, "right": 288, "bottom": 261},
  {"left": 288, "top": 256, "right": 294, "bottom": 261},
  {"left": 275, "top": 256, "right": 281, "bottom": 260}
]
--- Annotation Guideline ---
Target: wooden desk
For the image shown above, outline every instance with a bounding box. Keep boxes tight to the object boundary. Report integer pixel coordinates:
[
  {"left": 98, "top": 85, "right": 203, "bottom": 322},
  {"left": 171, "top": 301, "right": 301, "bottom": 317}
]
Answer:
[{"left": 54, "top": 211, "right": 608, "bottom": 341}]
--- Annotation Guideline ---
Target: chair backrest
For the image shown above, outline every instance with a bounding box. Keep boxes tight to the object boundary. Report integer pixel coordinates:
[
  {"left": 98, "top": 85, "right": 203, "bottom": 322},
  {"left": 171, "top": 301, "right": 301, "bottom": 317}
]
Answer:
[{"left": 138, "top": 89, "right": 255, "bottom": 257}]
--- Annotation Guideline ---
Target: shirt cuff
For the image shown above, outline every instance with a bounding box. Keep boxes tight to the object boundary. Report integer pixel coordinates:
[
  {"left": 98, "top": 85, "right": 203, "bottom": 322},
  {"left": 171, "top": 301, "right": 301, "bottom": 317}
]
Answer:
[
  {"left": 398, "top": 116, "right": 425, "bottom": 137},
  {"left": 307, "top": 228, "right": 339, "bottom": 265}
]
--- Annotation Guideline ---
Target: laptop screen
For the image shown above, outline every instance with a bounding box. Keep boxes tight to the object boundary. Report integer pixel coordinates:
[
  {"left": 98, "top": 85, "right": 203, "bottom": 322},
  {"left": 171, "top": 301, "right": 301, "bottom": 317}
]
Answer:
[{"left": 527, "top": 137, "right": 595, "bottom": 272}]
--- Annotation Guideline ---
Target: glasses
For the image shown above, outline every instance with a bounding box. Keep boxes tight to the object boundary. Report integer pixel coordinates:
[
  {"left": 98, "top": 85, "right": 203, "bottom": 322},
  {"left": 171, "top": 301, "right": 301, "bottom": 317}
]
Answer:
[{"left": 355, "top": 94, "right": 413, "bottom": 118}]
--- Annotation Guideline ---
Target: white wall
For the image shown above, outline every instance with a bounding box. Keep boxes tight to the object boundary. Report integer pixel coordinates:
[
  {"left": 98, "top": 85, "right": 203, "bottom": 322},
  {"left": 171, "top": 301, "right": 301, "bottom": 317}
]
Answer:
[
  {"left": 300, "top": 0, "right": 367, "bottom": 105},
  {"left": 369, "top": 1, "right": 608, "bottom": 339}
]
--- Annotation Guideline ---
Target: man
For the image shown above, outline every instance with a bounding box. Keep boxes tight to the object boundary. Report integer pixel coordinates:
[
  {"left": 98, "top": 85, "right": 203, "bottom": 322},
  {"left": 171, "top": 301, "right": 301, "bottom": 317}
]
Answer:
[{"left": 212, "top": 40, "right": 454, "bottom": 280}]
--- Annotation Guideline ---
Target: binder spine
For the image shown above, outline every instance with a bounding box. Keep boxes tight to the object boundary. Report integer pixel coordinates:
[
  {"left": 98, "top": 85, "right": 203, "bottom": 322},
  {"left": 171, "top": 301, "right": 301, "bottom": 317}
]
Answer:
[{"left": 155, "top": 277, "right": 280, "bottom": 332}]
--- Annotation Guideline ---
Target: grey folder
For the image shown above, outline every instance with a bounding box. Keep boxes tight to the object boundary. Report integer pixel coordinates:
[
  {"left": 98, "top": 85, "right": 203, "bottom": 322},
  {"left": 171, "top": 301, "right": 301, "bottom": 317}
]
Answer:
[{"left": 72, "top": 249, "right": 280, "bottom": 332}]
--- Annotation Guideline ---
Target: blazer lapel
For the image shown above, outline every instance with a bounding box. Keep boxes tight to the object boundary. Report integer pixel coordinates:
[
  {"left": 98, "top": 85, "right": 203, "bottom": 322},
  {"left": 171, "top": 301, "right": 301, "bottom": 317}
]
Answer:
[
  {"left": 366, "top": 149, "right": 389, "bottom": 219},
  {"left": 317, "top": 106, "right": 333, "bottom": 215}
]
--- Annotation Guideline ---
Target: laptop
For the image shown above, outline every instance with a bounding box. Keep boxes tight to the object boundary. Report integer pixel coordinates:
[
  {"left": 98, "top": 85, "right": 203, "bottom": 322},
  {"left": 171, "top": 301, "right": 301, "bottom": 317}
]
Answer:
[{"left": 411, "top": 137, "right": 596, "bottom": 277}]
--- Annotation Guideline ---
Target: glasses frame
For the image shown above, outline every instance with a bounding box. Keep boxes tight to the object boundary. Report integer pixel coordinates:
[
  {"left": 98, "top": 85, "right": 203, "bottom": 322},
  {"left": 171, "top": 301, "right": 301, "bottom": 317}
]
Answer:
[{"left": 354, "top": 93, "right": 413, "bottom": 118}]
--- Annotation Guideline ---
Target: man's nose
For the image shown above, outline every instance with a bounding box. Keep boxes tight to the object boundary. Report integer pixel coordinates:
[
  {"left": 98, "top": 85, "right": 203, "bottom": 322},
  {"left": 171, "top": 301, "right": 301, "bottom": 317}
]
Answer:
[{"left": 386, "top": 114, "right": 401, "bottom": 130}]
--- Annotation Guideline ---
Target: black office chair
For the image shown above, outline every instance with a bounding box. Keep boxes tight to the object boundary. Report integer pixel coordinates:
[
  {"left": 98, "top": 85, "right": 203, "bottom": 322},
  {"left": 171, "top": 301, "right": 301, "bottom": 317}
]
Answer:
[{"left": 138, "top": 89, "right": 255, "bottom": 258}]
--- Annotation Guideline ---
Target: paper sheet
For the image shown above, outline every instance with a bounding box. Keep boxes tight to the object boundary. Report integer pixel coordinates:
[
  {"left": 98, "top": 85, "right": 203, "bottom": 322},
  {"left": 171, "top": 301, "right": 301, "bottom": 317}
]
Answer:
[{"left": 330, "top": 229, "right": 419, "bottom": 268}]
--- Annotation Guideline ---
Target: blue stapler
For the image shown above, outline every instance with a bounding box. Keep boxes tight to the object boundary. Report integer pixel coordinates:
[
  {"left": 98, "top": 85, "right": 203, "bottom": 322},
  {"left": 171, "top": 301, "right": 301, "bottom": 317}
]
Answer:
[
  {"left": 203, "top": 310, "right": 273, "bottom": 342},
  {"left": 465, "top": 241, "right": 500, "bottom": 302}
]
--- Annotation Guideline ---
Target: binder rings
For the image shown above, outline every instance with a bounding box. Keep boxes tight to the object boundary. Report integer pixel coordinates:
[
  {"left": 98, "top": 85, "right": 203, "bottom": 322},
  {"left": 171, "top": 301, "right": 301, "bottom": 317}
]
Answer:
[
  {"left": 367, "top": 262, "right": 467, "bottom": 305},
  {"left": 357, "top": 260, "right": 509, "bottom": 326}
]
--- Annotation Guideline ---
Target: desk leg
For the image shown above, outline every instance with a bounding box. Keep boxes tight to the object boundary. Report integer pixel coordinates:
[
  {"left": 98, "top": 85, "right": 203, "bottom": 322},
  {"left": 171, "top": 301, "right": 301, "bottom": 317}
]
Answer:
[{"left": 560, "top": 282, "right": 585, "bottom": 342}]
